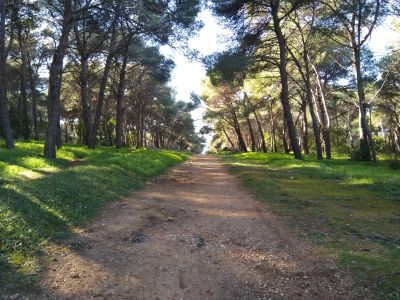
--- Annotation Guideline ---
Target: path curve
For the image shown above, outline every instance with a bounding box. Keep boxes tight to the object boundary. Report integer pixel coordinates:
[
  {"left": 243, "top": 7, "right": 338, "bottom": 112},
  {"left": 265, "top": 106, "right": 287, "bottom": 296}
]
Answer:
[{"left": 38, "top": 155, "right": 358, "bottom": 299}]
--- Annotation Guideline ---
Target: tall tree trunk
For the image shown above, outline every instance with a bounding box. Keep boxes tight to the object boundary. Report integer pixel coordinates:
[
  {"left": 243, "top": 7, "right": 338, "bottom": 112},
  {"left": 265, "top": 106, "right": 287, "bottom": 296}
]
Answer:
[
  {"left": 271, "top": 0, "right": 302, "bottom": 159},
  {"left": 307, "top": 88, "right": 323, "bottom": 159},
  {"left": 353, "top": 46, "right": 377, "bottom": 162},
  {"left": 79, "top": 55, "right": 92, "bottom": 145},
  {"left": 88, "top": 48, "right": 115, "bottom": 148},
  {"left": 88, "top": 11, "right": 118, "bottom": 149},
  {"left": 64, "top": 120, "right": 68, "bottom": 143},
  {"left": 246, "top": 117, "right": 256, "bottom": 152},
  {"left": 347, "top": 114, "right": 354, "bottom": 148},
  {"left": 282, "top": 122, "right": 290, "bottom": 154},
  {"left": 27, "top": 51, "right": 39, "bottom": 140},
  {"left": 268, "top": 101, "right": 277, "bottom": 152},
  {"left": 286, "top": 23, "right": 323, "bottom": 159},
  {"left": 311, "top": 64, "right": 331, "bottom": 159},
  {"left": 115, "top": 45, "right": 129, "bottom": 149},
  {"left": 300, "top": 95, "right": 309, "bottom": 155},
  {"left": 0, "top": 0, "right": 14, "bottom": 149},
  {"left": 231, "top": 108, "right": 247, "bottom": 152},
  {"left": 44, "top": 0, "right": 73, "bottom": 158},
  {"left": 254, "top": 111, "right": 267, "bottom": 153},
  {"left": 102, "top": 95, "right": 112, "bottom": 146},
  {"left": 74, "top": 9, "right": 93, "bottom": 146},
  {"left": 17, "top": 25, "right": 30, "bottom": 140},
  {"left": 222, "top": 125, "right": 235, "bottom": 149}
]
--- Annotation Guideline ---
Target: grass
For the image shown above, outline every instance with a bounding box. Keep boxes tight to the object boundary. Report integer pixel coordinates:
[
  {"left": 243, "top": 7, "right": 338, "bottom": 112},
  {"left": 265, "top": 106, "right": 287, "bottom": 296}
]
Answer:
[
  {"left": 219, "top": 152, "right": 400, "bottom": 299},
  {"left": 0, "top": 141, "right": 187, "bottom": 293}
]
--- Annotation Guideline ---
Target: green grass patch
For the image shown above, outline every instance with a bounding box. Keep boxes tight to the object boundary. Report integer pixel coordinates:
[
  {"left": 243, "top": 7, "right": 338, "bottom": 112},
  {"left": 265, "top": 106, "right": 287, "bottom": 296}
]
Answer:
[
  {"left": 220, "top": 152, "right": 400, "bottom": 299},
  {"left": 0, "top": 141, "right": 187, "bottom": 293}
]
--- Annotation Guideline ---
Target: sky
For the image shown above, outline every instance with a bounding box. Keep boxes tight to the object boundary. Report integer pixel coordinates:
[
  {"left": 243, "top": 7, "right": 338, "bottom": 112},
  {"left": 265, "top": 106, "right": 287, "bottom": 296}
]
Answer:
[
  {"left": 160, "top": 9, "right": 231, "bottom": 134},
  {"left": 161, "top": 9, "right": 400, "bottom": 149}
]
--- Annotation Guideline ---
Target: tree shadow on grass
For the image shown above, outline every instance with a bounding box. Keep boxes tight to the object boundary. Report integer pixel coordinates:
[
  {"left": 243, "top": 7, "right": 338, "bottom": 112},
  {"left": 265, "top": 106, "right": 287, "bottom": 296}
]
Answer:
[
  {"left": 0, "top": 187, "right": 69, "bottom": 294},
  {"left": 0, "top": 149, "right": 185, "bottom": 294},
  {"left": 0, "top": 160, "right": 148, "bottom": 293}
]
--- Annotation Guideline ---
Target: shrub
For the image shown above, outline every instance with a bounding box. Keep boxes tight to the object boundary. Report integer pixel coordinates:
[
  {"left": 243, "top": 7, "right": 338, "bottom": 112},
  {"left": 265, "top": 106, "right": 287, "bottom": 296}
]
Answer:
[{"left": 388, "top": 159, "right": 400, "bottom": 170}]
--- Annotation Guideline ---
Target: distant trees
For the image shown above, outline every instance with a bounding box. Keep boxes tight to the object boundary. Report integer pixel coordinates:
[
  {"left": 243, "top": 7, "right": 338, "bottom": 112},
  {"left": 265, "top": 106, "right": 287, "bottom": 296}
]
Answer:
[
  {"left": 318, "top": 0, "right": 385, "bottom": 162},
  {"left": 0, "top": 0, "right": 203, "bottom": 157},
  {"left": 207, "top": 0, "right": 398, "bottom": 161},
  {"left": 211, "top": 0, "right": 305, "bottom": 159}
]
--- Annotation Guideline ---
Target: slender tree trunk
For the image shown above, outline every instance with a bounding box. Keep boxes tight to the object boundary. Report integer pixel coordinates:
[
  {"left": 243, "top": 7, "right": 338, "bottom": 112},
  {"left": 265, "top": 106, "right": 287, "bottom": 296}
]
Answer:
[
  {"left": 64, "top": 120, "right": 68, "bottom": 143},
  {"left": 88, "top": 12, "right": 118, "bottom": 149},
  {"left": 115, "top": 45, "right": 129, "bottom": 149},
  {"left": 79, "top": 55, "right": 92, "bottom": 145},
  {"left": 287, "top": 29, "right": 323, "bottom": 159},
  {"left": 17, "top": 25, "right": 30, "bottom": 140},
  {"left": 27, "top": 51, "right": 39, "bottom": 140},
  {"left": 0, "top": 0, "right": 14, "bottom": 149},
  {"left": 396, "top": 127, "right": 400, "bottom": 152},
  {"left": 300, "top": 95, "right": 309, "bottom": 155},
  {"left": 353, "top": 46, "right": 377, "bottom": 162},
  {"left": 231, "top": 108, "right": 247, "bottom": 152},
  {"left": 311, "top": 65, "right": 331, "bottom": 159},
  {"left": 282, "top": 122, "right": 289, "bottom": 154},
  {"left": 74, "top": 12, "right": 93, "bottom": 145},
  {"left": 88, "top": 49, "right": 115, "bottom": 148},
  {"left": 222, "top": 125, "right": 235, "bottom": 149},
  {"left": 44, "top": 0, "right": 73, "bottom": 158},
  {"left": 246, "top": 117, "right": 256, "bottom": 152},
  {"left": 268, "top": 101, "right": 278, "bottom": 152},
  {"left": 254, "top": 111, "right": 267, "bottom": 153},
  {"left": 102, "top": 95, "right": 112, "bottom": 146},
  {"left": 307, "top": 91, "right": 323, "bottom": 159},
  {"left": 271, "top": 1, "right": 302, "bottom": 159},
  {"left": 141, "top": 108, "right": 145, "bottom": 147}
]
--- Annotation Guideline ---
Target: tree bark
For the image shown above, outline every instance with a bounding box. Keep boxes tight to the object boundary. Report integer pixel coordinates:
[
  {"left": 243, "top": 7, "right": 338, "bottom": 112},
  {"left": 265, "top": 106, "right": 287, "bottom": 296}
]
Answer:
[
  {"left": 311, "top": 64, "right": 331, "bottom": 159},
  {"left": 246, "top": 117, "right": 256, "bottom": 152},
  {"left": 222, "top": 125, "right": 235, "bottom": 149},
  {"left": 17, "top": 24, "right": 30, "bottom": 140},
  {"left": 271, "top": 0, "right": 302, "bottom": 159},
  {"left": 44, "top": 0, "right": 74, "bottom": 158},
  {"left": 286, "top": 15, "right": 323, "bottom": 159},
  {"left": 231, "top": 108, "right": 247, "bottom": 152},
  {"left": 0, "top": 0, "right": 14, "bottom": 149},
  {"left": 353, "top": 46, "right": 377, "bottom": 162},
  {"left": 282, "top": 121, "right": 290, "bottom": 154},
  {"left": 303, "top": 60, "right": 323, "bottom": 159},
  {"left": 88, "top": 14, "right": 118, "bottom": 149},
  {"left": 115, "top": 45, "right": 129, "bottom": 149},
  {"left": 27, "top": 51, "right": 39, "bottom": 140},
  {"left": 79, "top": 55, "right": 92, "bottom": 145},
  {"left": 300, "top": 95, "right": 309, "bottom": 155},
  {"left": 254, "top": 111, "right": 267, "bottom": 153},
  {"left": 268, "top": 100, "right": 277, "bottom": 152}
]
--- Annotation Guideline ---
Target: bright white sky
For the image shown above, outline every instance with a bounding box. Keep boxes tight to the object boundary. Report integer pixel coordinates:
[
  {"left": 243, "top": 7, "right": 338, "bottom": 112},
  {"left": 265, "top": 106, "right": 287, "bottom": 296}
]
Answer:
[
  {"left": 161, "top": 10, "right": 400, "bottom": 144},
  {"left": 160, "top": 9, "right": 231, "bottom": 134}
]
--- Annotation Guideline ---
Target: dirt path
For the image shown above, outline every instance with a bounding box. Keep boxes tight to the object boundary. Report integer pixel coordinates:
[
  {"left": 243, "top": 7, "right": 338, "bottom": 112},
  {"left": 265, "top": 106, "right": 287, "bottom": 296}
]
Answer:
[{"left": 37, "top": 155, "right": 359, "bottom": 299}]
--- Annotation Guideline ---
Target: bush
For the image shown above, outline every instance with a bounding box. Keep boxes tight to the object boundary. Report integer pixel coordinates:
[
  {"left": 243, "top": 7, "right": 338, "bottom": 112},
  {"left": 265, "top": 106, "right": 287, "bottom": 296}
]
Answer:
[
  {"left": 350, "top": 141, "right": 372, "bottom": 161},
  {"left": 350, "top": 149, "right": 362, "bottom": 161},
  {"left": 372, "top": 136, "right": 386, "bottom": 153},
  {"left": 388, "top": 159, "right": 400, "bottom": 170}
]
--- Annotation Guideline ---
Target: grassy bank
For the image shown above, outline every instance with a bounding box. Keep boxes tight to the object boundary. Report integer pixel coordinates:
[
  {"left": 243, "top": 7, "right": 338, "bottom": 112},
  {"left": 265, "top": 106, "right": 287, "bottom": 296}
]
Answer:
[
  {"left": 0, "top": 141, "right": 187, "bottom": 293},
  {"left": 220, "top": 152, "right": 400, "bottom": 299}
]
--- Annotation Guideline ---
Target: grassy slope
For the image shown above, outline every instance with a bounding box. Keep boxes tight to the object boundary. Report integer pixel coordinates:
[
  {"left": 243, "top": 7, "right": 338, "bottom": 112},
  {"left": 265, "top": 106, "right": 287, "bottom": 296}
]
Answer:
[
  {"left": 0, "top": 141, "right": 187, "bottom": 292},
  {"left": 220, "top": 152, "right": 400, "bottom": 299}
]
